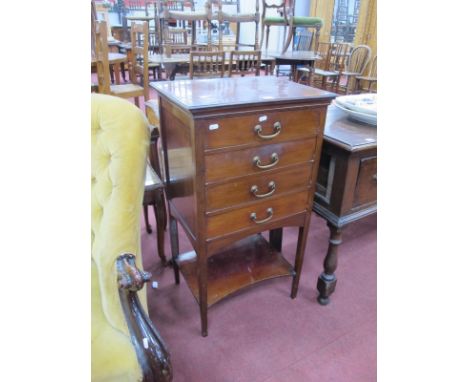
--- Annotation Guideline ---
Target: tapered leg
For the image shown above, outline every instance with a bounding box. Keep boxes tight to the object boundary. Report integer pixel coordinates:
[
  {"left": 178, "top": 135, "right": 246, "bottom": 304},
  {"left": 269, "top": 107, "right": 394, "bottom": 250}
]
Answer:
[
  {"left": 291, "top": 217, "right": 311, "bottom": 299},
  {"left": 197, "top": 253, "right": 208, "bottom": 337},
  {"left": 143, "top": 204, "right": 152, "bottom": 234},
  {"left": 154, "top": 190, "right": 167, "bottom": 265},
  {"left": 317, "top": 222, "right": 343, "bottom": 305},
  {"left": 269, "top": 228, "right": 283, "bottom": 252},
  {"left": 169, "top": 216, "right": 180, "bottom": 284}
]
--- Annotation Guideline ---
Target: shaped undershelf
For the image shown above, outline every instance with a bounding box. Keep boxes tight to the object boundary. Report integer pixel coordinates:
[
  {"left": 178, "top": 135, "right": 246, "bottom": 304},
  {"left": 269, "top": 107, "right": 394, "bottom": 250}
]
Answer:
[{"left": 176, "top": 234, "right": 295, "bottom": 307}]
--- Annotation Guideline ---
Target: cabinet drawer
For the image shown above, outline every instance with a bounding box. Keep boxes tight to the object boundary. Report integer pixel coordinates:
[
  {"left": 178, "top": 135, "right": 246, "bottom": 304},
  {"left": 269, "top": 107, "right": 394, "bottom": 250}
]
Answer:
[
  {"left": 206, "top": 163, "right": 313, "bottom": 211},
  {"left": 353, "top": 156, "right": 377, "bottom": 207},
  {"left": 206, "top": 190, "right": 309, "bottom": 238},
  {"left": 205, "top": 137, "right": 318, "bottom": 182},
  {"left": 203, "top": 108, "right": 322, "bottom": 150}
]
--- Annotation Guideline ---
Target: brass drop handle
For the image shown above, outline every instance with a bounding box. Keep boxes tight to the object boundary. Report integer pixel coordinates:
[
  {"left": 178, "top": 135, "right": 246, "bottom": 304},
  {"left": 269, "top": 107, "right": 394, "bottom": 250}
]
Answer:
[
  {"left": 372, "top": 174, "right": 377, "bottom": 181},
  {"left": 250, "top": 207, "right": 273, "bottom": 224},
  {"left": 253, "top": 152, "right": 279, "bottom": 169},
  {"left": 254, "top": 121, "right": 282, "bottom": 140},
  {"left": 250, "top": 181, "right": 276, "bottom": 198}
]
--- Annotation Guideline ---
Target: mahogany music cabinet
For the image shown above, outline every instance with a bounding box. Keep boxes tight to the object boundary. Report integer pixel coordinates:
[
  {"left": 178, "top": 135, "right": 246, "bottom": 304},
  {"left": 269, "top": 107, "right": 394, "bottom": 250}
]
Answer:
[{"left": 152, "top": 77, "right": 335, "bottom": 336}]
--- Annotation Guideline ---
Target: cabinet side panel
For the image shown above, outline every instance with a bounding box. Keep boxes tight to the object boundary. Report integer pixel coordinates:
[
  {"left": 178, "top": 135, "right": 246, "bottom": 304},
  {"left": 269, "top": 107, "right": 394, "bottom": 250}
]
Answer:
[{"left": 160, "top": 97, "right": 196, "bottom": 238}]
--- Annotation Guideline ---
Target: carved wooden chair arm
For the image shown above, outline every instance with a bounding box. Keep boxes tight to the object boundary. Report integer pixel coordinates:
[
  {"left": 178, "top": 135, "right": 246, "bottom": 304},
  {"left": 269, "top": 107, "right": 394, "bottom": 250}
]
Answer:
[
  {"left": 117, "top": 253, "right": 152, "bottom": 292},
  {"left": 116, "top": 253, "right": 173, "bottom": 381}
]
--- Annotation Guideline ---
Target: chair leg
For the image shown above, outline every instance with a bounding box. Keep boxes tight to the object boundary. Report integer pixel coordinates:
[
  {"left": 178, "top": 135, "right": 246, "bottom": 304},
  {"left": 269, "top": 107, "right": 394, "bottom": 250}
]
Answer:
[
  {"left": 134, "top": 97, "right": 140, "bottom": 107},
  {"left": 161, "top": 191, "right": 168, "bottom": 231},
  {"left": 169, "top": 216, "right": 180, "bottom": 284},
  {"left": 154, "top": 190, "right": 167, "bottom": 265},
  {"left": 120, "top": 62, "right": 126, "bottom": 82},
  {"left": 143, "top": 203, "right": 152, "bottom": 234}
]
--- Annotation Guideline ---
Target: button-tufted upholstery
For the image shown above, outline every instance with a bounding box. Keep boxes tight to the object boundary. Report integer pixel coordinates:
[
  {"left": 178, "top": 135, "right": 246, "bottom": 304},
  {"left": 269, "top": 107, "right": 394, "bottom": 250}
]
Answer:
[{"left": 91, "top": 94, "right": 149, "bottom": 382}]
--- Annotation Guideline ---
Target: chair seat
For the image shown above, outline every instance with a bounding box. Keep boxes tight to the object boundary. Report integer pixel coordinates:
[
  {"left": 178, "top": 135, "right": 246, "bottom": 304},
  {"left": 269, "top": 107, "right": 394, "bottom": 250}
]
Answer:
[
  {"left": 263, "top": 16, "right": 287, "bottom": 25},
  {"left": 356, "top": 75, "right": 377, "bottom": 81},
  {"left": 145, "top": 161, "right": 163, "bottom": 191},
  {"left": 314, "top": 68, "right": 339, "bottom": 77},
  {"left": 341, "top": 71, "right": 361, "bottom": 76},
  {"left": 291, "top": 16, "right": 323, "bottom": 26},
  {"left": 264, "top": 16, "right": 323, "bottom": 27},
  {"left": 110, "top": 83, "right": 144, "bottom": 97}
]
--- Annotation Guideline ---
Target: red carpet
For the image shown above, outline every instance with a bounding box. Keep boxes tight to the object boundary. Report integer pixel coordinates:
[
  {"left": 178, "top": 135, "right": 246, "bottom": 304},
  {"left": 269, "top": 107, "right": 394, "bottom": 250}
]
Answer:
[{"left": 141, "top": 212, "right": 376, "bottom": 382}]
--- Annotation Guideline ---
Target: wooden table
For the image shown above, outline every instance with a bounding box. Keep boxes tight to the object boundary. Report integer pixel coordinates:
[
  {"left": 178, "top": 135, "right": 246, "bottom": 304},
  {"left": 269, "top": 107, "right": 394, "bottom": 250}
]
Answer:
[
  {"left": 313, "top": 105, "right": 377, "bottom": 305},
  {"left": 152, "top": 76, "right": 335, "bottom": 336},
  {"left": 268, "top": 50, "right": 322, "bottom": 78}
]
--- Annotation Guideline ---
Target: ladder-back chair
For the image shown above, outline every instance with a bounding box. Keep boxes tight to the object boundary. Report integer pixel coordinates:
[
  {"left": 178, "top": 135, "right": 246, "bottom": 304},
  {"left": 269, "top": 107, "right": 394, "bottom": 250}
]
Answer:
[
  {"left": 189, "top": 51, "right": 226, "bottom": 79},
  {"left": 94, "top": 21, "right": 145, "bottom": 106},
  {"left": 228, "top": 50, "right": 261, "bottom": 76}
]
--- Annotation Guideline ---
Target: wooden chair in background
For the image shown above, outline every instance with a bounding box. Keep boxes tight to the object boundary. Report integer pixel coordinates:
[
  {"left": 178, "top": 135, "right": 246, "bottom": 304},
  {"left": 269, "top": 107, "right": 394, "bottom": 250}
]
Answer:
[
  {"left": 260, "top": 0, "right": 288, "bottom": 51},
  {"left": 356, "top": 55, "right": 377, "bottom": 93},
  {"left": 296, "top": 42, "right": 352, "bottom": 91},
  {"left": 337, "top": 45, "right": 372, "bottom": 94},
  {"left": 228, "top": 50, "right": 261, "bottom": 77},
  {"left": 189, "top": 51, "right": 226, "bottom": 78},
  {"left": 94, "top": 21, "right": 145, "bottom": 105},
  {"left": 211, "top": 0, "right": 260, "bottom": 51}
]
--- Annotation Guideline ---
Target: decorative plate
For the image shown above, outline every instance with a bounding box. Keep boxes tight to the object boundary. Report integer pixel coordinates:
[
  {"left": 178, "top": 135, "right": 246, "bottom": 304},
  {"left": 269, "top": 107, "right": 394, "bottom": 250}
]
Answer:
[
  {"left": 335, "top": 93, "right": 377, "bottom": 116},
  {"left": 333, "top": 100, "right": 377, "bottom": 126}
]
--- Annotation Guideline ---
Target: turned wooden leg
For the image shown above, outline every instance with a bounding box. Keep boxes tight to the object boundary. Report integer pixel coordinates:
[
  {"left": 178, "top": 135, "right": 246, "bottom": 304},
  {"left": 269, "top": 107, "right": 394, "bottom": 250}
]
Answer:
[
  {"left": 143, "top": 203, "right": 152, "bottom": 234},
  {"left": 291, "top": 217, "right": 311, "bottom": 299},
  {"left": 154, "top": 190, "right": 167, "bottom": 265},
  {"left": 317, "top": 222, "right": 343, "bottom": 305},
  {"left": 269, "top": 228, "right": 283, "bottom": 252},
  {"left": 169, "top": 216, "right": 180, "bottom": 284}
]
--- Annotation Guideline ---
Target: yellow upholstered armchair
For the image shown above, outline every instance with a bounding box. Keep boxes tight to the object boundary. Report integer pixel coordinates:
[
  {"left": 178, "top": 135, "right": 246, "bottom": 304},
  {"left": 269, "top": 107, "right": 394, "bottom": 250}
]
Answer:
[{"left": 91, "top": 94, "right": 172, "bottom": 382}]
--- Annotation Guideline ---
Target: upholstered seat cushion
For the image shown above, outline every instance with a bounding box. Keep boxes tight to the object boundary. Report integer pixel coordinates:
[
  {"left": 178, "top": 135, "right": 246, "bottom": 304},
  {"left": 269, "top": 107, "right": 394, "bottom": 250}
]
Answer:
[{"left": 264, "top": 16, "right": 323, "bottom": 27}]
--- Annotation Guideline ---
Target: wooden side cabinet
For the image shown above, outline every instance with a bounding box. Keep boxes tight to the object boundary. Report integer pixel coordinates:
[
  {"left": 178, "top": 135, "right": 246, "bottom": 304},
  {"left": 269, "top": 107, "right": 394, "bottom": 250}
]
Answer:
[
  {"left": 152, "top": 77, "right": 335, "bottom": 336},
  {"left": 313, "top": 105, "right": 377, "bottom": 305}
]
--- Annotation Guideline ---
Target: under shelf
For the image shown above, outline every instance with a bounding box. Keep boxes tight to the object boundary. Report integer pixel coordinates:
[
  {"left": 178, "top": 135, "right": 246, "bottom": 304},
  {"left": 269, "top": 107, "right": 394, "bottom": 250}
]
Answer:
[{"left": 177, "top": 234, "right": 295, "bottom": 307}]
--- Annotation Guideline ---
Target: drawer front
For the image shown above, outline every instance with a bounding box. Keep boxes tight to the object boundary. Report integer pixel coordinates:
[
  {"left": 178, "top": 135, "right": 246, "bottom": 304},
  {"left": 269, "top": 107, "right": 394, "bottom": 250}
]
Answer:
[
  {"left": 203, "top": 108, "right": 322, "bottom": 150},
  {"left": 206, "top": 163, "right": 313, "bottom": 212},
  {"left": 353, "top": 156, "right": 377, "bottom": 207},
  {"left": 205, "top": 137, "right": 318, "bottom": 182},
  {"left": 206, "top": 190, "right": 310, "bottom": 239}
]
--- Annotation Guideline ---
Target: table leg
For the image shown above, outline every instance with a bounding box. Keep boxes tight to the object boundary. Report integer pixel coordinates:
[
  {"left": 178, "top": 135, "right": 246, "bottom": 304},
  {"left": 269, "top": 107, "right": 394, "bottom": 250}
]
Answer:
[
  {"left": 110, "top": 65, "right": 115, "bottom": 84},
  {"left": 169, "top": 216, "right": 180, "bottom": 284},
  {"left": 317, "top": 222, "right": 343, "bottom": 305},
  {"left": 291, "top": 217, "right": 311, "bottom": 299}
]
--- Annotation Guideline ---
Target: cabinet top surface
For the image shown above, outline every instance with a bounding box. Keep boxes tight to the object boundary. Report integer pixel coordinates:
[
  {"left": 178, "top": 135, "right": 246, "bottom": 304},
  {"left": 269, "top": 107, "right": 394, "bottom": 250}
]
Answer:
[
  {"left": 324, "top": 105, "right": 377, "bottom": 151},
  {"left": 151, "top": 77, "right": 336, "bottom": 112}
]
